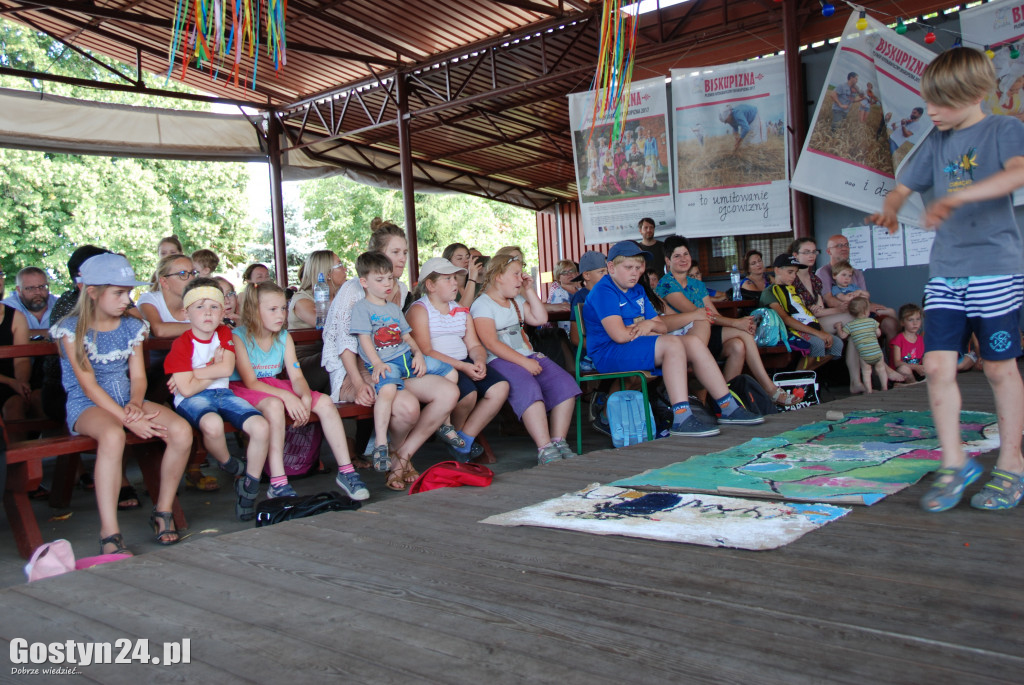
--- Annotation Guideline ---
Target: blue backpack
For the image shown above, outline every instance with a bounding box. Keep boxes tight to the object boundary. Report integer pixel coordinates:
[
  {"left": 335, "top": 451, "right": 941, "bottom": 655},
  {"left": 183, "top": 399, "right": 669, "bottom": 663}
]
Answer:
[
  {"left": 606, "top": 391, "right": 656, "bottom": 447},
  {"left": 751, "top": 307, "right": 791, "bottom": 351}
]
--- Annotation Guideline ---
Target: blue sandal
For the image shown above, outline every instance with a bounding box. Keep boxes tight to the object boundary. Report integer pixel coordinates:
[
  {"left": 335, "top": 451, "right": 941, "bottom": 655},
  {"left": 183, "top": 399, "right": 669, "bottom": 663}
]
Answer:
[
  {"left": 920, "top": 459, "right": 983, "bottom": 512},
  {"left": 970, "top": 468, "right": 1024, "bottom": 510}
]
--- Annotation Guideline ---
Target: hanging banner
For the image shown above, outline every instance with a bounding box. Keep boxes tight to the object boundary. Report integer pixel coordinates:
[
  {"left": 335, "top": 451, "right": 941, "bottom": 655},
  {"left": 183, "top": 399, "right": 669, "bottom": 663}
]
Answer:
[
  {"left": 960, "top": 0, "right": 1024, "bottom": 204},
  {"left": 670, "top": 55, "right": 790, "bottom": 238},
  {"left": 792, "top": 13, "right": 936, "bottom": 226},
  {"left": 569, "top": 76, "right": 675, "bottom": 245}
]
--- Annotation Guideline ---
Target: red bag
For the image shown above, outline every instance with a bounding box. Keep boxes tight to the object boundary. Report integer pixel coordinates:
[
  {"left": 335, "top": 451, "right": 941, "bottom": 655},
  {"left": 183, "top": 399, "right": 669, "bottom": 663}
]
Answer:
[{"left": 408, "top": 461, "right": 494, "bottom": 495}]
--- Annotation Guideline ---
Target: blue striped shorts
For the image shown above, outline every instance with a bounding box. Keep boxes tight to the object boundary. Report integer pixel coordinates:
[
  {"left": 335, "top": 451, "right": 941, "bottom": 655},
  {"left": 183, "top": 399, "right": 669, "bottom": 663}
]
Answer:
[{"left": 924, "top": 275, "right": 1023, "bottom": 360}]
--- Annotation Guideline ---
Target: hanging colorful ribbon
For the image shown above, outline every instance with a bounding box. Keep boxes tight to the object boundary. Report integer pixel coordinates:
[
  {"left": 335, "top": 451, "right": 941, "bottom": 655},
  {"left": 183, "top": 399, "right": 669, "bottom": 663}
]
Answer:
[{"left": 585, "top": 1, "right": 639, "bottom": 152}]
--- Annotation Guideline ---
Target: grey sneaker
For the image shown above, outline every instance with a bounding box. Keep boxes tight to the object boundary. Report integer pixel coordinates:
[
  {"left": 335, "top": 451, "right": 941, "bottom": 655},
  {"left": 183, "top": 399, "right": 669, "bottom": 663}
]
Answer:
[
  {"left": 537, "top": 443, "right": 563, "bottom": 465},
  {"left": 717, "top": 406, "right": 765, "bottom": 425},
  {"left": 553, "top": 438, "right": 575, "bottom": 459},
  {"left": 371, "top": 444, "right": 390, "bottom": 472},
  {"left": 335, "top": 471, "right": 370, "bottom": 501},
  {"left": 267, "top": 482, "right": 298, "bottom": 498},
  {"left": 669, "top": 414, "right": 721, "bottom": 437}
]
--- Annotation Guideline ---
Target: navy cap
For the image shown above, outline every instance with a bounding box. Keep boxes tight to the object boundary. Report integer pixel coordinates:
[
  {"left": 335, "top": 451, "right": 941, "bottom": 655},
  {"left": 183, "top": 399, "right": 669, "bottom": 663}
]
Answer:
[
  {"left": 572, "top": 251, "right": 608, "bottom": 282},
  {"left": 607, "top": 241, "right": 652, "bottom": 262},
  {"left": 772, "top": 254, "right": 808, "bottom": 270}
]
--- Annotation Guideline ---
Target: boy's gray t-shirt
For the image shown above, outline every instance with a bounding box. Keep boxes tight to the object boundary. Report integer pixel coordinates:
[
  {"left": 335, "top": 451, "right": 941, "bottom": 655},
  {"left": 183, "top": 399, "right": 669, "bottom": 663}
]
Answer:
[
  {"left": 898, "top": 115, "right": 1024, "bottom": 278},
  {"left": 349, "top": 299, "right": 411, "bottom": 364}
]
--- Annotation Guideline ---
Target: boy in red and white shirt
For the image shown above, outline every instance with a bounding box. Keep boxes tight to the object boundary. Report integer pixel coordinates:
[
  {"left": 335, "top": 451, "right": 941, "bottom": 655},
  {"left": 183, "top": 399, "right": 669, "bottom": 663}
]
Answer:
[{"left": 164, "top": 278, "right": 270, "bottom": 520}]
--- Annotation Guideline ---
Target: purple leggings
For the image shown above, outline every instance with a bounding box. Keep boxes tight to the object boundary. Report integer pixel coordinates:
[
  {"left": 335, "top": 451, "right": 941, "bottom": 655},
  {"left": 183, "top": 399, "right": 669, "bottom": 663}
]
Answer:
[{"left": 488, "top": 354, "right": 581, "bottom": 419}]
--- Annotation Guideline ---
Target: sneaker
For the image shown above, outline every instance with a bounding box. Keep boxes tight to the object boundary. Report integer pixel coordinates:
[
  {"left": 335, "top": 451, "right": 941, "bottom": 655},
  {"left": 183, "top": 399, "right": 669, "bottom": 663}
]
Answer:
[
  {"left": 267, "top": 482, "right": 298, "bottom": 499},
  {"left": 234, "top": 475, "right": 260, "bottom": 521},
  {"left": 716, "top": 406, "right": 765, "bottom": 425},
  {"left": 370, "top": 444, "right": 390, "bottom": 472},
  {"left": 588, "top": 392, "right": 608, "bottom": 422},
  {"left": 537, "top": 443, "right": 563, "bottom": 465},
  {"left": 669, "top": 414, "right": 721, "bottom": 437},
  {"left": 591, "top": 416, "right": 611, "bottom": 437},
  {"left": 335, "top": 471, "right": 370, "bottom": 501},
  {"left": 553, "top": 438, "right": 575, "bottom": 459}
]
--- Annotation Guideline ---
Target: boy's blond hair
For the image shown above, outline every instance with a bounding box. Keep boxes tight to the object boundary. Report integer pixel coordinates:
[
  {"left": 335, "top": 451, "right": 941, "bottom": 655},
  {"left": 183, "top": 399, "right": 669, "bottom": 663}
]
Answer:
[
  {"left": 609, "top": 254, "right": 645, "bottom": 267},
  {"left": 830, "top": 259, "right": 854, "bottom": 277},
  {"left": 191, "top": 249, "right": 220, "bottom": 273},
  {"left": 848, "top": 296, "right": 871, "bottom": 318},
  {"left": 921, "top": 47, "right": 995, "bottom": 108}
]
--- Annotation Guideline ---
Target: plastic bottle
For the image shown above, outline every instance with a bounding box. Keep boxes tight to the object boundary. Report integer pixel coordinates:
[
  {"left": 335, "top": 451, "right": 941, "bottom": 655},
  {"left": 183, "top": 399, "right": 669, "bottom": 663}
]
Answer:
[
  {"left": 314, "top": 273, "right": 329, "bottom": 329},
  {"left": 730, "top": 264, "right": 742, "bottom": 301}
]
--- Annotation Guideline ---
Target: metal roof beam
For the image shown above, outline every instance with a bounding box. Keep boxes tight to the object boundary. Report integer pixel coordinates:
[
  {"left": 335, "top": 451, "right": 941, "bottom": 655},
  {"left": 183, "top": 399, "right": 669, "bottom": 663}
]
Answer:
[{"left": 486, "top": 0, "right": 567, "bottom": 17}]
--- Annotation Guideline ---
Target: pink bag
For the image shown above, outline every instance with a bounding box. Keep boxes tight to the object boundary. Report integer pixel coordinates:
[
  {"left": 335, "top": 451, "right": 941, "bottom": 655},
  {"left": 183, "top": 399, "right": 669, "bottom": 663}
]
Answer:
[
  {"left": 264, "top": 422, "right": 324, "bottom": 476},
  {"left": 24, "top": 540, "right": 127, "bottom": 582}
]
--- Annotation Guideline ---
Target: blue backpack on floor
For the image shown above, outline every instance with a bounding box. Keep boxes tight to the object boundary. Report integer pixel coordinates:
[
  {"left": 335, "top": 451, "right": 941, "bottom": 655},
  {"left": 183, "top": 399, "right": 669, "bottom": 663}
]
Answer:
[{"left": 607, "top": 391, "right": 656, "bottom": 447}]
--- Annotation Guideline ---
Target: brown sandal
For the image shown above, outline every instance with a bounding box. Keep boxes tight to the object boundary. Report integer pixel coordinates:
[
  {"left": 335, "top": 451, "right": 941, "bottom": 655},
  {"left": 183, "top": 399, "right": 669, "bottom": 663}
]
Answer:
[
  {"left": 403, "top": 466, "right": 420, "bottom": 484},
  {"left": 385, "top": 469, "right": 407, "bottom": 491}
]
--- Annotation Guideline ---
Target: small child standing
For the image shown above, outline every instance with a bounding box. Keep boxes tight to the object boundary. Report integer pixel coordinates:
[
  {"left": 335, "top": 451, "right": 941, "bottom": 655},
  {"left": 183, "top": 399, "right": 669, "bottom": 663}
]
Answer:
[
  {"left": 890, "top": 304, "right": 926, "bottom": 381},
  {"left": 868, "top": 47, "right": 1024, "bottom": 512},
  {"left": 164, "top": 278, "right": 270, "bottom": 520},
  {"left": 834, "top": 297, "right": 888, "bottom": 393},
  {"left": 51, "top": 254, "right": 192, "bottom": 554},
  {"left": 230, "top": 282, "right": 369, "bottom": 501},
  {"left": 349, "top": 252, "right": 457, "bottom": 477}
]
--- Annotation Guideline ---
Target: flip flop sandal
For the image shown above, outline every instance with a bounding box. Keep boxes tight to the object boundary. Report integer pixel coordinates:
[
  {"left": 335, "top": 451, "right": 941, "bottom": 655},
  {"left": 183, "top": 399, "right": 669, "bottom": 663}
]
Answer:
[
  {"left": 117, "top": 485, "right": 141, "bottom": 511},
  {"left": 920, "top": 459, "right": 983, "bottom": 512},
  {"left": 970, "top": 468, "right": 1024, "bottom": 510},
  {"left": 434, "top": 424, "right": 465, "bottom": 448}
]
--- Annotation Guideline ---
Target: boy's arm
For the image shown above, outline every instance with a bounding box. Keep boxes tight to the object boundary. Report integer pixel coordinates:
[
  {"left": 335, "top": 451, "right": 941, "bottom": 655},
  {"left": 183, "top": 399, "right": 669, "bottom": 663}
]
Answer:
[
  {"left": 923, "top": 156, "right": 1024, "bottom": 228},
  {"left": 600, "top": 314, "right": 636, "bottom": 344},
  {"left": 866, "top": 183, "right": 914, "bottom": 233},
  {"left": 170, "top": 370, "right": 213, "bottom": 398},
  {"left": 192, "top": 348, "right": 235, "bottom": 380}
]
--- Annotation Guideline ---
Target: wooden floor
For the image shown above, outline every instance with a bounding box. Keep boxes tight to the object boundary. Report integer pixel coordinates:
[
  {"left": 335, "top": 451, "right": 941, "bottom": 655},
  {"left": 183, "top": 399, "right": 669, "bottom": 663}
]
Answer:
[{"left": 2, "top": 374, "right": 1023, "bottom": 684}]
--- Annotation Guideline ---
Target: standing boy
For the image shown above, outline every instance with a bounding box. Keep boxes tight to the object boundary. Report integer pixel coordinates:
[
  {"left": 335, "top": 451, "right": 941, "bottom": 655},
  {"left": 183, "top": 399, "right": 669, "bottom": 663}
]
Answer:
[
  {"left": 350, "top": 252, "right": 457, "bottom": 471},
  {"left": 582, "top": 241, "right": 762, "bottom": 437},
  {"left": 868, "top": 47, "right": 1024, "bottom": 511},
  {"left": 164, "top": 278, "right": 277, "bottom": 519}
]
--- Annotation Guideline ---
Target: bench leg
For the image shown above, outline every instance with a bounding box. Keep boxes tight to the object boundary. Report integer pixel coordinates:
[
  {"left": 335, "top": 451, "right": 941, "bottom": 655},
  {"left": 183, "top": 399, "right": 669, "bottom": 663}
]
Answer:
[
  {"left": 134, "top": 444, "right": 188, "bottom": 533},
  {"left": 5, "top": 462, "right": 43, "bottom": 559},
  {"left": 49, "top": 453, "right": 82, "bottom": 509}
]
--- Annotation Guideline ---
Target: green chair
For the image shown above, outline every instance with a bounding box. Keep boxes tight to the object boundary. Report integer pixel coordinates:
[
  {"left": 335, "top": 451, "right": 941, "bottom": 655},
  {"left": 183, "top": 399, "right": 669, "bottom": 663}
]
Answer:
[{"left": 573, "top": 304, "right": 655, "bottom": 454}]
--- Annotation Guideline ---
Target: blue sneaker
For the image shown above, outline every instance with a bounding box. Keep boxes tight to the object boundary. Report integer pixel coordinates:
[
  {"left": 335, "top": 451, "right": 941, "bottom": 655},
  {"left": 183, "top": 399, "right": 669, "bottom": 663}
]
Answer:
[
  {"left": 267, "top": 482, "right": 298, "bottom": 499},
  {"left": 669, "top": 414, "right": 720, "bottom": 437},
  {"left": 335, "top": 471, "right": 370, "bottom": 501},
  {"left": 921, "top": 459, "right": 983, "bottom": 512},
  {"left": 716, "top": 406, "right": 764, "bottom": 425}
]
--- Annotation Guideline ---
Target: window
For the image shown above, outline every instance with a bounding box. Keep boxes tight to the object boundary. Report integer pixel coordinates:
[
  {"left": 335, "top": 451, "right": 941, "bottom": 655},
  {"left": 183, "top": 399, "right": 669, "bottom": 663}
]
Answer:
[{"left": 692, "top": 232, "right": 794, "bottom": 276}]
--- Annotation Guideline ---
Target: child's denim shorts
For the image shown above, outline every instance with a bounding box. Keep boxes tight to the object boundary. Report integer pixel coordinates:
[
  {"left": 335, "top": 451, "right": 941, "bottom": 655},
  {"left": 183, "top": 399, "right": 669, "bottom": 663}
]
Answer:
[
  {"left": 176, "top": 387, "right": 262, "bottom": 430},
  {"left": 368, "top": 351, "right": 452, "bottom": 392}
]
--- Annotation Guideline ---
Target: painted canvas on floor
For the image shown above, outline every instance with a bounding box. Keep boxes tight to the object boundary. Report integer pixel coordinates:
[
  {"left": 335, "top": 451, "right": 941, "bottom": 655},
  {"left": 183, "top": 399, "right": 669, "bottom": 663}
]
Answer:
[
  {"left": 612, "top": 411, "right": 1000, "bottom": 505},
  {"left": 481, "top": 484, "right": 850, "bottom": 550}
]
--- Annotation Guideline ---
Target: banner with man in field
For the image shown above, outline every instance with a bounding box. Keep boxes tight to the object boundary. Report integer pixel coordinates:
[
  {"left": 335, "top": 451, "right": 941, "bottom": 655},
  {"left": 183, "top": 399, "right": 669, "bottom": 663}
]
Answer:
[
  {"left": 960, "top": 0, "right": 1024, "bottom": 204},
  {"left": 671, "top": 55, "right": 789, "bottom": 238},
  {"left": 792, "top": 13, "right": 935, "bottom": 226},
  {"left": 569, "top": 76, "right": 675, "bottom": 245}
]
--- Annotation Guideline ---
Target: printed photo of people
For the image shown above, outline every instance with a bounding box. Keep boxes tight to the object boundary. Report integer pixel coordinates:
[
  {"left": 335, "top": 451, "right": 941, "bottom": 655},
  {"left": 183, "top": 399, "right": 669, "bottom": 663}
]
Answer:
[
  {"left": 675, "top": 95, "right": 786, "bottom": 191},
  {"left": 573, "top": 115, "right": 670, "bottom": 202}
]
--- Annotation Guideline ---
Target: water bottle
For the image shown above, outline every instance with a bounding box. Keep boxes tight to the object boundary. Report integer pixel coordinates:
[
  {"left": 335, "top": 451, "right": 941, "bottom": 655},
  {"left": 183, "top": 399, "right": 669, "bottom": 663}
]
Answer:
[
  {"left": 730, "top": 264, "right": 742, "bottom": 301},
  {"left": 314, "top": 273, "right": 329, "bottom": 329}
]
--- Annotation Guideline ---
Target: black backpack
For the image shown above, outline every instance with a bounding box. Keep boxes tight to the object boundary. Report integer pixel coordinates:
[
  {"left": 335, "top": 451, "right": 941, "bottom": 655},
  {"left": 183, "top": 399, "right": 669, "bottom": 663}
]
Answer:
[
  {"left": 255, "top": 491, "right": 361, "bottom": 528},
  {"left": 727, "top": 374, "right": 780, "bottom": 416}
]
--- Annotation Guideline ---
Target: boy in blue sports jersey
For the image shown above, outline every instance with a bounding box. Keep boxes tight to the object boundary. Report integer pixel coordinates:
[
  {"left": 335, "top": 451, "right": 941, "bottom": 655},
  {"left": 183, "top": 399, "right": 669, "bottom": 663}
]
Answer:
[
  {"left": 869, "top": 47, "right": 1024, "bottom": 512},
  {"left": 582, "top": 241, "right": 762, "bottom": 437}
]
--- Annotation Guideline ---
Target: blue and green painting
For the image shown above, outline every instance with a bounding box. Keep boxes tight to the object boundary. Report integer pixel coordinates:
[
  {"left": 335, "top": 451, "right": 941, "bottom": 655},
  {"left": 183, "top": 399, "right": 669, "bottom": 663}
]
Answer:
[{"left": 612, "top": 410, "right": 1000, "bottom": 505}]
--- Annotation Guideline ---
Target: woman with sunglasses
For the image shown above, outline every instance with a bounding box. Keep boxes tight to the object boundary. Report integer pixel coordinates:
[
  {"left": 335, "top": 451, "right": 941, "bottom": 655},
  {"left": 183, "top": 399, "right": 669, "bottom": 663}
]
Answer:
[
  {"left": 471, "top": 247, "right": 581, "bottom": 465},
  {"left": 138, "top": 254, "right": 198, "bottom": 339}
]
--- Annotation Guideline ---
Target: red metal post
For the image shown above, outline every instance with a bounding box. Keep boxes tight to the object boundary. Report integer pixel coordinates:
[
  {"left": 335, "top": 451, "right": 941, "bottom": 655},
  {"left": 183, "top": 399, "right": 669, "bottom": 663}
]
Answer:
[
  {"left": 783, "top": 0, "right": 812, "bottom": 238},
  {"left": 266, "top": 114, "right": 289, "bottom": 286},
  {"left": 396, "top": 72, "right": 419, "bottom": 283}
]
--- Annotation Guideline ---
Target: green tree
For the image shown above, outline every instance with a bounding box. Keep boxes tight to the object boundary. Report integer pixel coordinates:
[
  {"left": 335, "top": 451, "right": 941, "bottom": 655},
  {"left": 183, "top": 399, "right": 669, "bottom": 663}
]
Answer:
[{"left": 0, "top": 19, "right": 255, "bottom": 289}]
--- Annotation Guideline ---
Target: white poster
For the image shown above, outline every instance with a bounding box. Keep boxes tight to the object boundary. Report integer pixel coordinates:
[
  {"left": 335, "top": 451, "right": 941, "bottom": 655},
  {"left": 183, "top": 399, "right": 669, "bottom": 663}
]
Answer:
[
  {"left": 569, "top": 77, "right": 675, "bottom": 245},
  {"left": 792, "top": 13, "right": 937, "bottom": 226},
  {"left": 871, "top": 224, "right": 905, "bottom": 268},
  {"left": 842, "top": 225, "right": 873, "bottom": 269},
  {"left": 905, "top": 224, "right": 936, "bottom": 266},
  {"left": 671, "top": 55, "right": 790, "bottom": 238},
  {"left": 960, "top": 0, "right": 1024, "bottom": 204}
]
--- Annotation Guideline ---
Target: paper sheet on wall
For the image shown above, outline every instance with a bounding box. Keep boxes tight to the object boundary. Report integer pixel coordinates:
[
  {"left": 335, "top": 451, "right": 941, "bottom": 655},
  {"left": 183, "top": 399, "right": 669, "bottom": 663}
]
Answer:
[
  {"left": 904, "top": 224, "right": 934, "bottom": 266},
  {"left": 871, "top": 225, "right": 905, "bottom": 268},
  {"left": 842, "top": 225, "right": 873, "bottom": 269}
]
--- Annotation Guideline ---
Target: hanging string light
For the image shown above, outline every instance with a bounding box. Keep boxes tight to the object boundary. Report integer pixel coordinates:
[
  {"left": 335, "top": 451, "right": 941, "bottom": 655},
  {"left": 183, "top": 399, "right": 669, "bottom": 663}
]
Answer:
[
  {"left": 856, "top": 11, "right": 868, "bottom": 31},
  {"left": 895, "top": 18, "right": 907, "bottom": 35},
  {"left": 1012, "top": 44, "right": 1021, "bottom": 59},
  {"left": 821, "top": 2, "right": 835, "bottom": 18},
  {"left": 985, "top": 45, "right": 996, "bottom": 59},
  {"left": 924, "top": 31, "right": 936, "bottom": 44}
]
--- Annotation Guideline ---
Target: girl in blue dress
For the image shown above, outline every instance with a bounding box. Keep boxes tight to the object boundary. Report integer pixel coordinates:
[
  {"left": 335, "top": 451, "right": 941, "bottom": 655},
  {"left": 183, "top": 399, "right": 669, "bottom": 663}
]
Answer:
[{"left": 51, "top": 254, "right": 192, "bottom": 555}]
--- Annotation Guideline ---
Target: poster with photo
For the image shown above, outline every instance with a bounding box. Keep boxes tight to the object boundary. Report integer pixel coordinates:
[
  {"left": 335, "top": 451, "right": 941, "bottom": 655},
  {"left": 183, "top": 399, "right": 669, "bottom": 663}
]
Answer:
[
  {"left": 792, "top": 13, "right": 936, "bottom": 226},
  {"left": 569, "top": 77, "right": 675, "bottom": 245},
  {"left": 960, "top": 0, "right": 1024, "bottom": 204},
  {"left": 671, "top": 55, "right": 790, "bottom": 238}
]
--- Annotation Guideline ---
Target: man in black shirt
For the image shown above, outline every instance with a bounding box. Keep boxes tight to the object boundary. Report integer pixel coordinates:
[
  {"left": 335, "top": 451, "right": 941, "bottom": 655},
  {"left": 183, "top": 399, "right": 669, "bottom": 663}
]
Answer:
[{"left": 635, "top": 217, "right": 666, "bottom": 276}]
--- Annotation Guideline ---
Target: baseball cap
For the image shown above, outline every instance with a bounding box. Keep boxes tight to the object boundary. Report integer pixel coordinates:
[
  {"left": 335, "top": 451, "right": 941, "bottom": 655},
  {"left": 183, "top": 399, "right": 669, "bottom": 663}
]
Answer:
[
  {"left": 79, "top": 254, "right": 149, "bottom": 287},
  {"left": 607, "top": 241, "right": 651, "bottom": 262},
  {"left": 68, "top": 245, "right": 110, "bottom": 282},
  {"left": 419, "top": 257, "right": 466, "bottom": 280},
  {"left": 572, "top": 251, "right": 608, "bottom": 282},
  {"left": 772, "top": 254, "right": 808, "bottom": 270}
]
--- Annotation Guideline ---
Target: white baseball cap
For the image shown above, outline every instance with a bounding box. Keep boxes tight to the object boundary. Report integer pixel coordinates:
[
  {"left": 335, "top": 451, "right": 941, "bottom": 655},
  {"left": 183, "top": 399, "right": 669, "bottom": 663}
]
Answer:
[{"left": 79, "top": 254, "right": 149, "bottom": 287}]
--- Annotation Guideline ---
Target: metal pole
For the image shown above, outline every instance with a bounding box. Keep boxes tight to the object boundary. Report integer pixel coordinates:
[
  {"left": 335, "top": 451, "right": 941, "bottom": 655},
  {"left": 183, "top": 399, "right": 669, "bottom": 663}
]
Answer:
[
  {"left": 396, "top": 73, "right": 419, "bottom": 283},
  {"left": 554, "top": 202, "right": 564, "bottom": 261},
  {"left": 783, "top": 0, "right": 812, "bottom": 238},
  {"left": 266, "top": 115, "right": 289, "bottom": 286}
]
